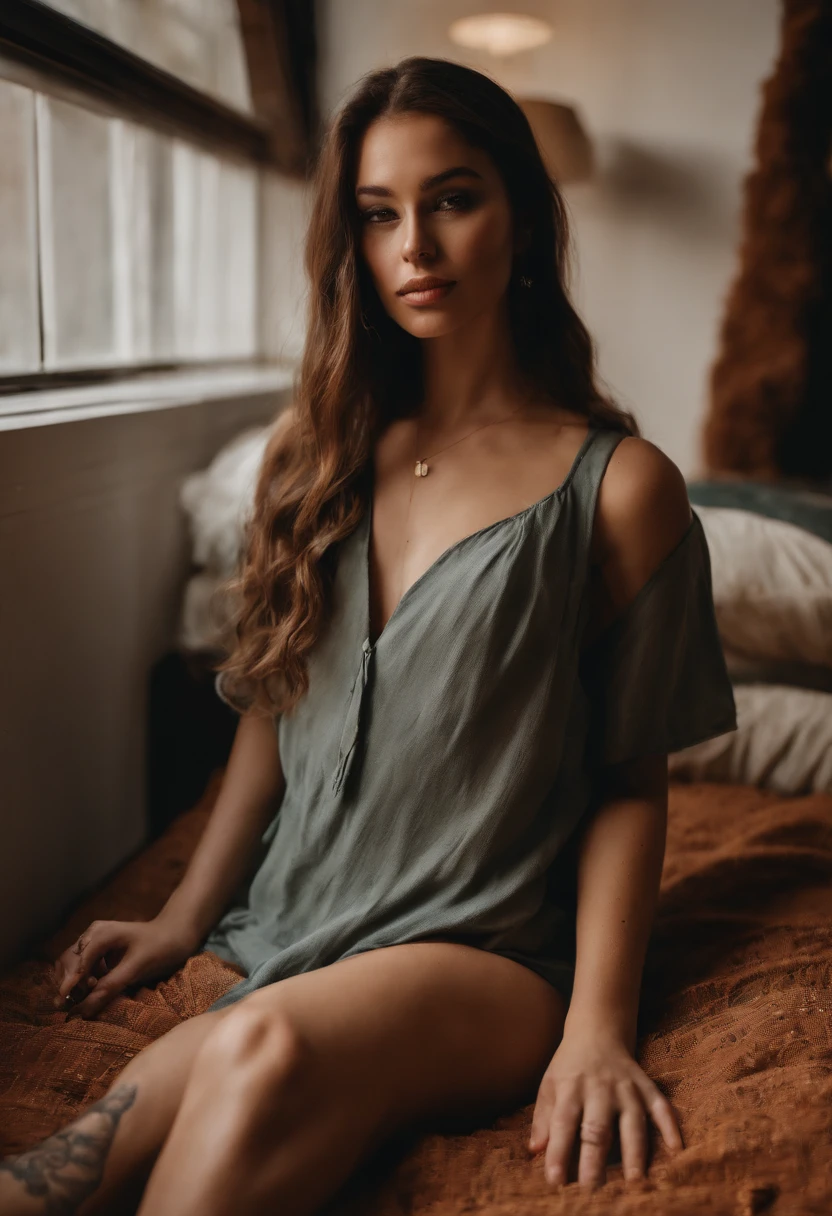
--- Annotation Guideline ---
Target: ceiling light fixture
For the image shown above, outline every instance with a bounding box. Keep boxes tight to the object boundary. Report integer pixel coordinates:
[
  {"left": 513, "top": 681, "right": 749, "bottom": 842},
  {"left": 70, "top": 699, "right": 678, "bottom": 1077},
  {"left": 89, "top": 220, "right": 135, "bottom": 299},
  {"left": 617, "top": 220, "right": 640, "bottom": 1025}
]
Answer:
[{"left": 448, "top": 13, "right": 553, "bottom": 57}]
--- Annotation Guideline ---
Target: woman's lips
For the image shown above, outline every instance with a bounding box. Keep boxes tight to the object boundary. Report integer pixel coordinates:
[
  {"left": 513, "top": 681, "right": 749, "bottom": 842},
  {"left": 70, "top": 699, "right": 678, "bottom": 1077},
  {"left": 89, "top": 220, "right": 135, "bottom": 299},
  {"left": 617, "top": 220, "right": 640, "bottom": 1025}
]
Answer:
[{"left": 400, "top": 282, "right": 456, "bottom": 306}]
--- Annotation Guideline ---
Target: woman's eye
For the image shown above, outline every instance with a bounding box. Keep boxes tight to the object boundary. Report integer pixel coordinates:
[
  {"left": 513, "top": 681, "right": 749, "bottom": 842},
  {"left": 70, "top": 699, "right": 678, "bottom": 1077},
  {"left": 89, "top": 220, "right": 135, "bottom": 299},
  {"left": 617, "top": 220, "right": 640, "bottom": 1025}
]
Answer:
[
  {"left": 360, "top": 207, "right": 394, "bottom": 224},
  {"left": 360, "top": 192, "right": 474, "bottom": 224},
  {"left": 436, "top": 192, "right": 473, "bottom": 211}
]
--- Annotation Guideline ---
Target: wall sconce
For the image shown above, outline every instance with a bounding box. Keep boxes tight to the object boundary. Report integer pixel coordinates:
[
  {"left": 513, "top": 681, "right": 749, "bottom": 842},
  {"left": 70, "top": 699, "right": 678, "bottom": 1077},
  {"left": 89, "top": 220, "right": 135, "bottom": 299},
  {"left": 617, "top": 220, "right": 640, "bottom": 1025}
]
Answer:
[{"left": 517, "top": 98, "right": 594, "bottom": 184}]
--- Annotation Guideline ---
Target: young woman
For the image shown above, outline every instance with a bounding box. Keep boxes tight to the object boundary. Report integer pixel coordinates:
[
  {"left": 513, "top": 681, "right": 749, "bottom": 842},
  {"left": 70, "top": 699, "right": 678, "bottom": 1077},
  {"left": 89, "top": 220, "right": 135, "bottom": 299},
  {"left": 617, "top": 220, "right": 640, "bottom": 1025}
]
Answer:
[{"left": 0, "top": 56, "right": 737, "bottom": 1216}]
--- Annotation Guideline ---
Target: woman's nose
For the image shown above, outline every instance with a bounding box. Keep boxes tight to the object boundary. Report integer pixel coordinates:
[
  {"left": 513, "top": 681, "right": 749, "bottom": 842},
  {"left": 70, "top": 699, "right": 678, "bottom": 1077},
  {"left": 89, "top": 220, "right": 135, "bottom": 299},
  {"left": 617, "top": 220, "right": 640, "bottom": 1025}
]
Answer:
[{"left": 401, "top": 213, "right": 436, "bottom": 263}]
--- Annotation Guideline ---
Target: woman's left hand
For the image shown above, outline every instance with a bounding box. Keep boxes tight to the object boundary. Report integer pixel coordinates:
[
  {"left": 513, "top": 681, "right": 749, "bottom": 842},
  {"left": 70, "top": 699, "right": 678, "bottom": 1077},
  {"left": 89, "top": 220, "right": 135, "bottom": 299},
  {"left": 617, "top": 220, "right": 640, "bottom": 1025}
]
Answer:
[{"left": 527, "top": 1022, "right": 684, "bottom": 1189}]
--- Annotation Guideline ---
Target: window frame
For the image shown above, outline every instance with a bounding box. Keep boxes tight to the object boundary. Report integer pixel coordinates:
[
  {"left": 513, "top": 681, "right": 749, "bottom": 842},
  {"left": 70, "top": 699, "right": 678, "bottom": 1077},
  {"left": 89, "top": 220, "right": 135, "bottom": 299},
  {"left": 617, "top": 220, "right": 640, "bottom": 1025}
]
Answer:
[
  {"left": 0, "top": 0, "right": 271, "bottom": 164},
  {"left": 0, "top": 0, "right": 279, "bottom": 400}
]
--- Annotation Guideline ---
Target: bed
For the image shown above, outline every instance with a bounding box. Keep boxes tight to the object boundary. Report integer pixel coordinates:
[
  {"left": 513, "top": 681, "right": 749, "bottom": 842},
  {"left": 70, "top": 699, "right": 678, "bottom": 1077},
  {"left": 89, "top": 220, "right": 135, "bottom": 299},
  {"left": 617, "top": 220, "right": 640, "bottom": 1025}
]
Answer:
[
  {"left": 4, "top": 4, "right": 832, "bottom": 1204},
  {"left": 5, "top": 404, "right": 832, "bottom": 1216},
  {"left": 2, "top": 770, "right": 830, "bottom": 1214}
]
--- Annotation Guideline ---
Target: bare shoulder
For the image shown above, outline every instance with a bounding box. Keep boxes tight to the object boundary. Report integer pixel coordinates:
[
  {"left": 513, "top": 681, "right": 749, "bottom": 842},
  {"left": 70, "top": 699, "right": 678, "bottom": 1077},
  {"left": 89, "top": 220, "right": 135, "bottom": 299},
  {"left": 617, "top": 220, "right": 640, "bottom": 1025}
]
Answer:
[{"left": 588, "top": 434, "right": 693, "bottom": 628}]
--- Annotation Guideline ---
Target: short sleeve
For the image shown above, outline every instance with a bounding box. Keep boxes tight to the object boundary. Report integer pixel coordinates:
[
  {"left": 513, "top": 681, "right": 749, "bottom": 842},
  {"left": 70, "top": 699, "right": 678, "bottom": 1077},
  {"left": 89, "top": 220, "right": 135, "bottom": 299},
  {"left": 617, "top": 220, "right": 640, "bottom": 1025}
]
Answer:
[{"left": 579, "top": 510, "right": 738, "bottom": 767}]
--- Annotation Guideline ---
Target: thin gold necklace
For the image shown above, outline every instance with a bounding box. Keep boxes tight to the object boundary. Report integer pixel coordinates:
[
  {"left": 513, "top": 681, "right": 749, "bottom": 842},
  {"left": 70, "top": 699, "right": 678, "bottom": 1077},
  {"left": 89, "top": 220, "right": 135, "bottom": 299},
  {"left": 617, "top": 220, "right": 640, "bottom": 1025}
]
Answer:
[
  {"left": 412, "top": 401, "right": 525, "bottom": 477},
  {"left": 396, "top": 401, "right": 527, "bottom": 609}
]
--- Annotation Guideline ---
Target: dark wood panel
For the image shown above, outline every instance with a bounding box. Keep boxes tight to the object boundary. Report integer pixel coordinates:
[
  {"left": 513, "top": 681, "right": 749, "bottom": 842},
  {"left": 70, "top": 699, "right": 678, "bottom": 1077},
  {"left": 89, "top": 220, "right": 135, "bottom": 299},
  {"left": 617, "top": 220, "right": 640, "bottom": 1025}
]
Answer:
[{"left": 0, "top": 0, "right": 271, "bottom": 163}]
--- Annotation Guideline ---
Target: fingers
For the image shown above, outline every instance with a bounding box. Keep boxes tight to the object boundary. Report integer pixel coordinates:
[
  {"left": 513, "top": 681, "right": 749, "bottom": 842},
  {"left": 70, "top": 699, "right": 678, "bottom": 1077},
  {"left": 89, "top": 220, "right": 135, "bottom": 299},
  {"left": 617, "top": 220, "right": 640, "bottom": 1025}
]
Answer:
[
  {"left": 617, "top": 1081, "right": 648, "bottom": 1181},
  {"left": 527, "top": 1076, "right": 553, "bottom": 1155},
  {"left": 576, "top": 1087, "right": 615, "bottom": 1189},
  {"left": 530, "top": 1071, "right": 683, "bottom": 1191},
  {"left": 638, "top": 1077, "right": 684, "bottom": 1153},
  {"left": 53, "top": 934, "right": 95, "bottom": 1004},
  {"left": 52, "top": 922, "right": 127, "bottom": 1010},
  {"left": 542, "top": 1083, "right": 581, "bottom": 1187},
  {"left": 64, "top": 957, "right": 138, "bottom": 1020}
]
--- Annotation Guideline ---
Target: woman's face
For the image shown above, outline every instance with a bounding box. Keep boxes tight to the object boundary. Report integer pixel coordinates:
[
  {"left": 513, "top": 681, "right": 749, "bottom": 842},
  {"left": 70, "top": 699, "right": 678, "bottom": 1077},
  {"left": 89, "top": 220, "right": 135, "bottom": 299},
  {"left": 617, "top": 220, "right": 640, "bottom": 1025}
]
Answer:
[{"left": 355, "top": 112, "right": 520, "bottom": 338}]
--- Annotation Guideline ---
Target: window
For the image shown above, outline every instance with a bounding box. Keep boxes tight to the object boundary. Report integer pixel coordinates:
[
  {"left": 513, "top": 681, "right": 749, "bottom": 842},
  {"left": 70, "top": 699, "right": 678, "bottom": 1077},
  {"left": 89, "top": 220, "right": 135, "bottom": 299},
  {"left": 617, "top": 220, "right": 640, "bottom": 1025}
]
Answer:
[
  {"left": 39, "top": 0, "right": 253, "bottom": 114},
  {"left": 0, "top": 78, "right": 39, "bottom": 375},
  {"left": 0, "top": 0, "right": 287, "bottom": 400}
]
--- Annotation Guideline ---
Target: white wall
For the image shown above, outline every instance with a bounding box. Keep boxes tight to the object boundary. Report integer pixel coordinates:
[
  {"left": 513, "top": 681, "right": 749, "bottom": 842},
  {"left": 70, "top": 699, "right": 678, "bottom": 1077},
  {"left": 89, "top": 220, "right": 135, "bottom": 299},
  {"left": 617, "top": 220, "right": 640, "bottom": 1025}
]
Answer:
[
  {"left": 315, "top": 0, "right": 780, "bottom": 476},
  {"left": 0, "top": 390, "right": 288, "bottom": 967}
]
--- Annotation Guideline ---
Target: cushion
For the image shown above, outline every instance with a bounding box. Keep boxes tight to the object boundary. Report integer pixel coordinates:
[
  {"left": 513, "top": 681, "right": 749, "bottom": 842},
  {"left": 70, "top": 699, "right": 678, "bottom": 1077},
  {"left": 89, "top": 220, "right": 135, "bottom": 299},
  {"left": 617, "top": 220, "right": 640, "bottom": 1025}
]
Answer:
[
  {"left": 177, "top": 425, "right": 270, "bottom": 653},
  {"left": 695, "top": 506, "right": 832, "bottom": 668},
  {"left": 721, "top": 648, "right": 832, "bottom": 694},
  {"left": 687, "top": 478, "right": 832, "bottom": 545},
  {"left": 669, "top": 683, "right": 832, "bottom": 796}
]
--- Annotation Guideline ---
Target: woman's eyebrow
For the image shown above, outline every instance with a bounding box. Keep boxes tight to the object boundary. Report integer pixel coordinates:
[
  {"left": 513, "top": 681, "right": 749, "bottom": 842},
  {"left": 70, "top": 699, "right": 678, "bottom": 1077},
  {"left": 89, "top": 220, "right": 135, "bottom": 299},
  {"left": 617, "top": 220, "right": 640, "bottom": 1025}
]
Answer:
[{"left": 356, "top": 165, "right": 484, "bottom": 199}]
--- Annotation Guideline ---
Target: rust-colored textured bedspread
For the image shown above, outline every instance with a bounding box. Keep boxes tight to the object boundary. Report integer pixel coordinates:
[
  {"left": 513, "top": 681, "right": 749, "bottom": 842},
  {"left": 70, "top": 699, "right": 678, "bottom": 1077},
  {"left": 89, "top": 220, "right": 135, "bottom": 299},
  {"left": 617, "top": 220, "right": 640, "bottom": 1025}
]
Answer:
[{"left": 1, "top": 776, "right": 830, "bottom": 1214}]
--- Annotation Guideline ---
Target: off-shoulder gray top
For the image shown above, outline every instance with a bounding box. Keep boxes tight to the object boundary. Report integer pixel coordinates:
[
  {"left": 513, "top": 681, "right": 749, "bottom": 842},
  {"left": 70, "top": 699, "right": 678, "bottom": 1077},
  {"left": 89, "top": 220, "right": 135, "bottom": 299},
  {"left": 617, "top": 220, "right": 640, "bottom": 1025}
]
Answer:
[{"left": 202, "top": 423, "right": 738, "bottom": 1012}]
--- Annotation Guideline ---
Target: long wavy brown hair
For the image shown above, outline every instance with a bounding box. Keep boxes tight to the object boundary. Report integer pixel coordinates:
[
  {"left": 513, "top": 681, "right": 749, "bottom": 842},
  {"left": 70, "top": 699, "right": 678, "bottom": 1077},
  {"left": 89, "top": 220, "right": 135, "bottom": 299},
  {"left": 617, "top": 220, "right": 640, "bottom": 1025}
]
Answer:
[{"left": 214, "top": 55, "right": 640, "bottom": 718}]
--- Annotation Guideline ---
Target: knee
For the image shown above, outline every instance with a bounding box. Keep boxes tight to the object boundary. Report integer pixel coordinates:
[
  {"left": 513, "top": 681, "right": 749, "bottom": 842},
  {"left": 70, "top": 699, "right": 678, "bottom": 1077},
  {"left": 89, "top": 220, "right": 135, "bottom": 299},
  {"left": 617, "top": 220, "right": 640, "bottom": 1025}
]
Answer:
[{"left": 195, "top": 1001, "right": 312, "bottom": 1095}]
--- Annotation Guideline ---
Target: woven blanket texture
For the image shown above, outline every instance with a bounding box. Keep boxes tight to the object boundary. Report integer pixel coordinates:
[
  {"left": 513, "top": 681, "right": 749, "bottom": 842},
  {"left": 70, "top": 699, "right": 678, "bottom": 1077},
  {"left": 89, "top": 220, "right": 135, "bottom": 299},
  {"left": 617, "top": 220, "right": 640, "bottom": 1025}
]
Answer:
[{"left": 1, "top": 774, "right": 830, "bottom": 1215}]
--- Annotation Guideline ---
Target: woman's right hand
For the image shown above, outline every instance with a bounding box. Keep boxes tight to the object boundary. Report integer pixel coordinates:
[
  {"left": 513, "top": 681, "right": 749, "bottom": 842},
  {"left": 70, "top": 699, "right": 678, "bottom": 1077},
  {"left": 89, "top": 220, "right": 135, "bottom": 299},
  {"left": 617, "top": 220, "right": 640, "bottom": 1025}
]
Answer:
[{"left": 52, "top": 913, "right": 201, "bottom": 1020}]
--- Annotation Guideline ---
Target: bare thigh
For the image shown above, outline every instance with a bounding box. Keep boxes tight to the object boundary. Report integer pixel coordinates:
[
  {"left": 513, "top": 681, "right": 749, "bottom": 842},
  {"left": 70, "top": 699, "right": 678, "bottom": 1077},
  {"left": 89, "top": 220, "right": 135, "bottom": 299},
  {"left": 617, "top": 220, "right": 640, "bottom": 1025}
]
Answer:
[
  {"left": 225, "top": 940, "right": 567, "bottom": 1136},
  {"left": 67, "top": 942, "right": 563, "bottom": 1215}
]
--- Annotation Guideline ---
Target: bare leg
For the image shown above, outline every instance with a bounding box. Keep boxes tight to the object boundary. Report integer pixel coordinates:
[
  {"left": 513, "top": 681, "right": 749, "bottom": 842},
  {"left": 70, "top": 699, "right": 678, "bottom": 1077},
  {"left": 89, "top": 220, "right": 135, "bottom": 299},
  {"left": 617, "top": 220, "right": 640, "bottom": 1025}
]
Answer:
[
  {"left": 136, "top": 1008, "right": 391, "bottom": 1216},
  {"left": 0, "top": 1007, "right": 230, "bottom": 1216},
  {"left": 2, "top": 942, "right": 563, "bottom": 1216},
  {"left": 136, "top": 942, "right": 565, "bottom": 1216}
]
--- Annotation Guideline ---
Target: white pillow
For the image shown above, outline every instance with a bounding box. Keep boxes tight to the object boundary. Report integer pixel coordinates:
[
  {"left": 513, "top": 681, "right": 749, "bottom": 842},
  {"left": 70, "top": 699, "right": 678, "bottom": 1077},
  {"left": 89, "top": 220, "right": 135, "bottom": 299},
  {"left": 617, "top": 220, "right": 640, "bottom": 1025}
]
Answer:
[
  {"left": 177, "top": 572, "right": 240, "bottom": 653},
  {"left": 669, "top": 683, "right": 832, "bottom": 795},
  {"left": 176, "top": 425, "right": 271, "bottom": 652},
  {"left": 697, "top": 507, "right": 832, "bottom": 668},
  {"left": 179, "top": 426, "right": 270, "bottom": 576}
]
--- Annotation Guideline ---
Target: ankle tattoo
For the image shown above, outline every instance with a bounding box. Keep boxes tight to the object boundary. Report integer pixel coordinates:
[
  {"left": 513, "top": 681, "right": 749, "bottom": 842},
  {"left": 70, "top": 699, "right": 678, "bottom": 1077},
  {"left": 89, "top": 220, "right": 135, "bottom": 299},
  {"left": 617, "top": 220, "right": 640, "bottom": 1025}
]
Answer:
[{"left": 0, "top": 1082, "right": 138, "bottom": 1214}]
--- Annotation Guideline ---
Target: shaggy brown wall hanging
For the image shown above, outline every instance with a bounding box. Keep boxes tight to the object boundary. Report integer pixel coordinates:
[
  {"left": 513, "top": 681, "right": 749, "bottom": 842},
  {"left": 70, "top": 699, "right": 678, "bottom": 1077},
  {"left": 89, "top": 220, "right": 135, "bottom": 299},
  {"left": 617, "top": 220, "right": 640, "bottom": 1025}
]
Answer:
[{"left": 704, "top": 0, "right": 832, "bottom": 481}]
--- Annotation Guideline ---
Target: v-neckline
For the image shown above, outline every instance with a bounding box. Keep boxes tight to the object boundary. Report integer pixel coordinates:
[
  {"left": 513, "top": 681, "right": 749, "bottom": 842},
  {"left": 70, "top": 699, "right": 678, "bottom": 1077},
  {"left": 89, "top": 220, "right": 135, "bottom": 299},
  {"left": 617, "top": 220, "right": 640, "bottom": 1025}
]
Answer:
[{"left": 364, "top": 421, "right": 599, "bottom": 649}]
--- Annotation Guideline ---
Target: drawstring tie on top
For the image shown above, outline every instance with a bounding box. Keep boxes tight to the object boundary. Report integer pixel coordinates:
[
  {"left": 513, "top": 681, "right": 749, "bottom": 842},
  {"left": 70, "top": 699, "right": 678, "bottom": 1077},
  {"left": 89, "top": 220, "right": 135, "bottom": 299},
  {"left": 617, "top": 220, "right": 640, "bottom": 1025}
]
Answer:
[{"left": 331, "top": 636, "right": 374, "bottom": 795}]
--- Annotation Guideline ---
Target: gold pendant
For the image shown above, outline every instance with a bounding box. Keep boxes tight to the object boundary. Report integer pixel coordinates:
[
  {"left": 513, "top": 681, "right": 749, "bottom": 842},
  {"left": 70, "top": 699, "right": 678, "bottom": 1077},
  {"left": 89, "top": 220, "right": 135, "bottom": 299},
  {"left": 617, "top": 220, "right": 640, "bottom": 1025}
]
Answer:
[{"left": 414, "top": 459, "right": 429, "bottom": 477}]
